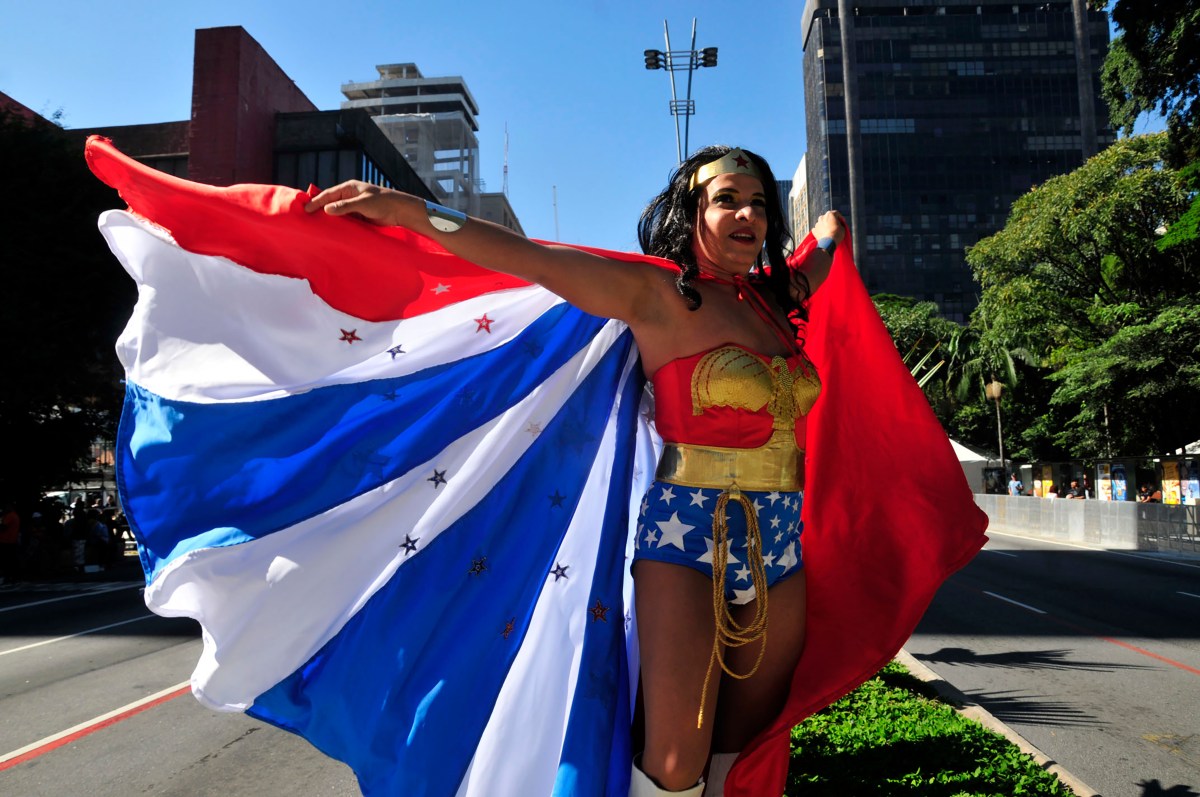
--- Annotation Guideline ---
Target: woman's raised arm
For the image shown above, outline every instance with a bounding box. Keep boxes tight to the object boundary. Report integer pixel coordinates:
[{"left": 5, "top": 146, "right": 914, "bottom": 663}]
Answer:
[{"left": 306, "top": 181, "right": 661, "bottom": 325}]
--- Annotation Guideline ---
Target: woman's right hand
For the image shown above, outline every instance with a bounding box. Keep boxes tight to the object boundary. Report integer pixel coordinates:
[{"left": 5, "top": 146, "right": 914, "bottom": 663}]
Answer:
[{"left": 305, "top": 181, "right": 414, "bottom": 226}]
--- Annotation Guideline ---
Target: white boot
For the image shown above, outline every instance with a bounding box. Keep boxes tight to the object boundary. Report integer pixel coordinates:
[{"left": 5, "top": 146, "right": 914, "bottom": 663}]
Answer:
[
  {"left": 701, "top": 752, "right": 738, "bottom": 797},
  {"left": 630, "top": 759, "right": 704, "bottom": 797}
]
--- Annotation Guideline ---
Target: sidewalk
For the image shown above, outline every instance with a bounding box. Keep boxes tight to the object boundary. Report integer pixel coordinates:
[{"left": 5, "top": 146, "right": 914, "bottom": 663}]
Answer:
[{"left": 896, "top": 649, "right": 1100, "bottom": 796}]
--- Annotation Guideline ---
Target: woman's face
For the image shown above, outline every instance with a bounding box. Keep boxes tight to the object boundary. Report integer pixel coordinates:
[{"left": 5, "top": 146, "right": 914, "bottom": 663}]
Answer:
[{"left": 692, "top": 172, "right": 768, "bottom": 276}]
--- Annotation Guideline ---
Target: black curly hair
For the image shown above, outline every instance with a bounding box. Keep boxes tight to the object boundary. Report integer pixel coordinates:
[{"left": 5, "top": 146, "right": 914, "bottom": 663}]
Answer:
[{"left": 637, "top": 145, "right": 809, "bottom": 324}]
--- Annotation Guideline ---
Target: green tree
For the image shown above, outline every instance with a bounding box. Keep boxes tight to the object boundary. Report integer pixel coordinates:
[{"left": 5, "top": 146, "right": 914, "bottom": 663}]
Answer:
[
  {"left": 0, "top": 109, "right": 133, "bottom": 504},
  {"left": 872, "top": 294, "right": 962, "bottom": 428},
  {"left": 967, "top": 133, "right": 1200, "bottom": 457},
  {"left": 1102, "top": 0, "right": 1200, "bottom": 167}
]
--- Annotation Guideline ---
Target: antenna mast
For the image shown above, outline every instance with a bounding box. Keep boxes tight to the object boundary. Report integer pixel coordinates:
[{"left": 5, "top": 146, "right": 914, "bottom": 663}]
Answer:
[
  {"left": 503, "top": 123, "right": 509, "bottom": 197},
  {"left": 553, "top": 185, "right": 560, "bottom": 241}
]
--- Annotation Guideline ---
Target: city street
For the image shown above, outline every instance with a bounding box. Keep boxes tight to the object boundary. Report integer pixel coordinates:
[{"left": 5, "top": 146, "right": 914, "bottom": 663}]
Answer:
[
  {"left": 3, "top": 535, "right": 1198, "bottom": 796},
  {"left": 909, "top": 531, "right": 1200, "bottom": 797},
  {"left": 0, "top": 570, "right": 357, "bottom": 796}
]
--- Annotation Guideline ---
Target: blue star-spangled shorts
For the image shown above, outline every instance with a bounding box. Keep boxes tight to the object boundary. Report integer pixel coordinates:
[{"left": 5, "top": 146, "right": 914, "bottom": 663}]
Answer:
[{"left": 631, "top": 480, "right": 804, "bottom": 605}]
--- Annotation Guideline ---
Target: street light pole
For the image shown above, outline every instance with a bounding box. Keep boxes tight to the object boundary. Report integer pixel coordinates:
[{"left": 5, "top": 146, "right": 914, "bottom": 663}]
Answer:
[
  {"left": 985, "top": 379, "right": 1006, "bottom": 476},
  {"left": 643, "top": 18, "right": 718, "bottom": 164}
]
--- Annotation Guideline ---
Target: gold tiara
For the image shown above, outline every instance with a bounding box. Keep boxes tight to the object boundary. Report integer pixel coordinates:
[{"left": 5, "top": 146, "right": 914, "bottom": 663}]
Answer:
[{"left": 688, "top": 149, "right": 764, "bottom": 190}]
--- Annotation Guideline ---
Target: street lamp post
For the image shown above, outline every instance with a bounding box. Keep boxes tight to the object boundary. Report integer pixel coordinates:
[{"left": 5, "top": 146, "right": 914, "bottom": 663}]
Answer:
[
  {"left": 643, "top": 18, "right": 718, "bottom": 164},
  {"left": 985, "top": 379, "right": 1006, "bottom": 476}
]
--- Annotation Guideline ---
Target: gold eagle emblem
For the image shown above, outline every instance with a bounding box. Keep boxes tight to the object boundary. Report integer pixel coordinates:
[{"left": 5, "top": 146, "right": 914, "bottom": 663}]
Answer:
[{"left": 691, "top": 346, "right": 821, "bottom": 430}]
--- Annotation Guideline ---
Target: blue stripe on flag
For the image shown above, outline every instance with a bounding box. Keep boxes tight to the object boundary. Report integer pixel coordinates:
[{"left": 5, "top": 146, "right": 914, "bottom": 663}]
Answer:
[
  {"left": 552, "top": 362, "right": 641, "bottom": 797},
  {"left": 244, "top": 330, "right": 639, "bottom": 797},
  {"left": 117, "top": 303, "right": 608, "bottom": 581}
]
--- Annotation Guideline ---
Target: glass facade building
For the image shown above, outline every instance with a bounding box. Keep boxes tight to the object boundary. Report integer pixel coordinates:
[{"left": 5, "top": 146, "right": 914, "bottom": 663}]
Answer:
[{"left": 801, "top": 0, "right": 1113, "bottom": 320}]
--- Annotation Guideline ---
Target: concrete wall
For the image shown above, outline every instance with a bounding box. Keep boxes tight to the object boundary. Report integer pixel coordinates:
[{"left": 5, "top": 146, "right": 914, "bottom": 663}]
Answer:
[
  {"left": 189, "top": 26, "right": 318, "bottom": 186},
  {"left": 975, "top": 495, "right": 1200, "bottom": 555}
]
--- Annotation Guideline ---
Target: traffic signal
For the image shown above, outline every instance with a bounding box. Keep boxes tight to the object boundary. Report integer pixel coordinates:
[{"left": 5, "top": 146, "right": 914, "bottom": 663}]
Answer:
[
  {"left": 644, "top": 49, "right": 664, "bottom": 70},
  {"left": 701, "top": 47, "right": 718, "bottom": 67}
]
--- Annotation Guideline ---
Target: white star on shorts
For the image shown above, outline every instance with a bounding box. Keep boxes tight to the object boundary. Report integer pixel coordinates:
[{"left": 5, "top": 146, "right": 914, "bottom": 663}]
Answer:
[
  {"left": 777, "top": 542, "right": 799, "bottom": 571},
  {"left": 731, "top": 586, "right": 757, "bottom": 605},
  {"left": 697, "top": 537, "right": 740, "bottom": 566},
  {"left": 655, "top": 512, "right": 694, "bottom": 550}
]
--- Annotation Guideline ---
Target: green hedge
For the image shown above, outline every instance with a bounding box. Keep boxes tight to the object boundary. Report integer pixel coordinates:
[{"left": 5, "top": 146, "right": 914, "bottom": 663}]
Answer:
[{"left": 787, "top": 662, "right": 1074, "bottom": 796}]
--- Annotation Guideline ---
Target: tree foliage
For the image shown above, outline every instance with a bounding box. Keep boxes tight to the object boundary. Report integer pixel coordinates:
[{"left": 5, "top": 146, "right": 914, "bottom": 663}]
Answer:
[
  {"left": 1101, "top": 0, "right": 1200, "bottom": 167},
  {"left": 0, "top": 110, "right": 133, "bottom": 504},
  {"left": 967, "top": 133, "right": 1200, "bottom": 457}
]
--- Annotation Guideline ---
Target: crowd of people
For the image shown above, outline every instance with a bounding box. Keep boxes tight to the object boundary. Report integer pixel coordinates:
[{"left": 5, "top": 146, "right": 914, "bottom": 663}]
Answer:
[{"left": 0, "top": 494, "right": 129, "bottom": 586}]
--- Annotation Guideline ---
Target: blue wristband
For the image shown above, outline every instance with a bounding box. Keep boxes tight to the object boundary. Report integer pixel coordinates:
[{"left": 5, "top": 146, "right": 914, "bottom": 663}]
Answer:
[{"left": 816, "top": 236, "right": 837, "bottom": 258}]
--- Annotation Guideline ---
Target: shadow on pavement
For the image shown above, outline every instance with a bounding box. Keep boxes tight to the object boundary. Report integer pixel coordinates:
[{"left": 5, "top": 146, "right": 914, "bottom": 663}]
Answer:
[
  {"left": 1138, "top": 780, "right": 1199, "bottom": 797},
  {"left": 914, "top": 646, "right": 1153, "bottom": 672},
  {"left": 960, "top": 688, "right": 1100, "bottom": 728}
]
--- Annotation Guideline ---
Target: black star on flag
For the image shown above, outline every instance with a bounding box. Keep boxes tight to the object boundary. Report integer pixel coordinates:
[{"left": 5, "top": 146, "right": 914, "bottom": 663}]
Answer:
[
  {"left": 548, "top": 489, "right": 566, "bottom": 508},
  {"left": 550, "top": 563, "right": 570, "bottom": 581},
  {"left": 428, "top": 469, "right": 447, "bottom": 488},
  {"left": 400, "top": 534, "right": 419, "bottom": 555}
]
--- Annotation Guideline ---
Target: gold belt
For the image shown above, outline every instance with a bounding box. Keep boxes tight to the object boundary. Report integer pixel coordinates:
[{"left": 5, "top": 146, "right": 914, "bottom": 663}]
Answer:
[{"left": 655, "top": 430, "right": 804, "bottom": 492}]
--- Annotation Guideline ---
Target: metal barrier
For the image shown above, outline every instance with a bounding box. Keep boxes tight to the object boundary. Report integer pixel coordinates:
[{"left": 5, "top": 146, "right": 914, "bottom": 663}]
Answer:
[{"left": 974, "top": 495, "right": 1200, "bottom": 555}]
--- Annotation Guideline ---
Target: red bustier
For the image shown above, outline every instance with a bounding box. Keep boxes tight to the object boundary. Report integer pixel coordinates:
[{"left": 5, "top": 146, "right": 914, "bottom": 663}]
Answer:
[{"left": 651, "top": 344, "right": 822, "bottom": 450}]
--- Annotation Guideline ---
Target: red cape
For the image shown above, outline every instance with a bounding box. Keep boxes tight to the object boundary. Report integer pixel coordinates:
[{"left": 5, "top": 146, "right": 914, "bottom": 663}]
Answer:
[{"left": 86, "top": 137, "right": 987, "bottom": 796}]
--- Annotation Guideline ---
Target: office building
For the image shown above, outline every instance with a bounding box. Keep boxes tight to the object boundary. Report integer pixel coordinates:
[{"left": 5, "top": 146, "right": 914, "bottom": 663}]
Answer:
[
  {"left": 341, "top": 64, "right": 484, "bottom": 217},
  {"left": 800, "top": 0, "right": 1113, "bottom": 320},
  {"left": 72, "top": 27, "right": 433, "bottom": 200}
]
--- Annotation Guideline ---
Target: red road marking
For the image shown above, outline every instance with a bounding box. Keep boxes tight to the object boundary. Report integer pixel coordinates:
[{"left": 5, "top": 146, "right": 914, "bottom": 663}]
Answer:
[
  {"left": 0, "top": 683, "right": 191, "bottom": 771},
  {"left": 945, "top": 580, "right": 1200, "bottom": 677}
]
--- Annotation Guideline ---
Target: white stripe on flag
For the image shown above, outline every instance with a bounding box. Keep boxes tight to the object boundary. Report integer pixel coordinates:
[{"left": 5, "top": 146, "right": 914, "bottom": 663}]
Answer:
[
  {"left": 100, "top": 211, "right": 562, "bottom": 403},
  {"left": 147, "top": 317, "right": 633, "bottom": 711}
]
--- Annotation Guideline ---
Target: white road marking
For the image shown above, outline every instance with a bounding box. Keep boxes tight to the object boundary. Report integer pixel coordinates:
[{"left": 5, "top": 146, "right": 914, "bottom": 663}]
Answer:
[
  {"left": 0, "top": 680, "right": 191, "bottom": 767},
  {"left": 983, "top": 591, "right": 1047, "bottom": 615},
  {"left": 988, "top": 530, "right": 1200, "bottom": 570},
  {"left": 0, "top": 583, "right": 142, "bottom": 614},
  {"left": 0, "top": 615, "right": 154, "bottom": 657},
  {"left": 1179, "top": 592, "right": 1200, "bottom": 600},
  {"left": 982, "top": 548, "right": 1018, "bottom": 558}
]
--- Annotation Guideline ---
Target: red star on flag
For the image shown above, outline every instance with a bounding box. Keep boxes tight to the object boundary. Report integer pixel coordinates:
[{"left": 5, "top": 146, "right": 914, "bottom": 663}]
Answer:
[
  {"left": 589, "top": 599, "right": 609, "bottom": 623},
  {"left": 339, "top": 328, "right": 362, "bottom": 344},
  {"left": 474, "top": 314, "right": 494, "bottom": 333}
]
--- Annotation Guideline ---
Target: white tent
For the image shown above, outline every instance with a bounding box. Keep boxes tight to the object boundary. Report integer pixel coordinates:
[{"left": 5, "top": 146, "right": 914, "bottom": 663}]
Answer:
[{"left": 950, "top": 438, "right": 990, "bottom": 493}]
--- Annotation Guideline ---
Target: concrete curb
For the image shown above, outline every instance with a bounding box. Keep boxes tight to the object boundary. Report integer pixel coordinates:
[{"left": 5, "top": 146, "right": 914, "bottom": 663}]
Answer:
[{"left": 895, "top": 649, "right": 1101, "bottom": 797}]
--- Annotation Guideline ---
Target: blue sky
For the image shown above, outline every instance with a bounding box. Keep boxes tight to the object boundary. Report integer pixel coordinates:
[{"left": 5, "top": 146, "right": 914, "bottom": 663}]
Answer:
[
  {"left": 2, "top": 0, "right": 814, "bottom": 250},
  {"left": 2, "top": 1, "right": 1159, "bottom": 251}
]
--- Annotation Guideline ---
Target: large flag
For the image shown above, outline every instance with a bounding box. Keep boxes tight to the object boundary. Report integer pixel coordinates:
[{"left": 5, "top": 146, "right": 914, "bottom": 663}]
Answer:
[{"left": 88, "top": 137, "right": 987, "bottom": 797}]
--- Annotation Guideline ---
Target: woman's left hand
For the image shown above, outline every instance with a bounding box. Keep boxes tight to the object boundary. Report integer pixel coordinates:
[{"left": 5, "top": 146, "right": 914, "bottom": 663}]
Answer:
[
  {"left": 305, "top": 181, "right": 415, "bottom": 227},
  {"left": 811, "top": 210, "right": 846, "bottom": 243}
]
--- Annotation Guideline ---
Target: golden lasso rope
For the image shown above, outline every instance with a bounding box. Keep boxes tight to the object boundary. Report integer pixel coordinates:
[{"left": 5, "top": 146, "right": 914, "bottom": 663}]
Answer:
[{"left": 697, "top": 485, "right": 769, "bottom": 729}]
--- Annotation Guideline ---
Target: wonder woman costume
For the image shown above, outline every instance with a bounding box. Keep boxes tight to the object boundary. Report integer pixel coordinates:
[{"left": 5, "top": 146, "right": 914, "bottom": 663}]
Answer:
[
  {"left": 633, "top": 344, "right": 820, "bottom": 605},
  {"left": 85, "top": 137, "right": 988, "bottom": 797}
]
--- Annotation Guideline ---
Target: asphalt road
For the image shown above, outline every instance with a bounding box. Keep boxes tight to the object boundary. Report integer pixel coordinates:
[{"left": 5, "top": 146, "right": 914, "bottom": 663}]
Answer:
[
  {"left": 908, "top": 530, "right": 1200, "bottom": 797},
  {"left": 5, "top": 537, "right": 1198, "bottom": 797},
  {"left": 0, "top": 567, "right": 358, "bottom": 796}
]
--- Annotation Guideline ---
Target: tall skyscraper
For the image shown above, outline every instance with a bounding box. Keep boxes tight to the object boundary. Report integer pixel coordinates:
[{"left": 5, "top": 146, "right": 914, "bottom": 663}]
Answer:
[{"left": 801, "top": 0, "right": 1113, "bottom": 320}]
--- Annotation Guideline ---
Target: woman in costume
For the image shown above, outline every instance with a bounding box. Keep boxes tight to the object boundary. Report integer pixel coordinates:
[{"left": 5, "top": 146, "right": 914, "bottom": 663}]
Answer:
[{"left": 305, "top": 145, "right": 844, "bottom": 797}]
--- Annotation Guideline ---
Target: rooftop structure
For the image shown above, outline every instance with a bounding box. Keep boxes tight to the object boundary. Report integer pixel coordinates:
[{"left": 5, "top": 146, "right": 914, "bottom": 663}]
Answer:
[{"left": 342, "top": 63, "right": 482, "bottom": 215}]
